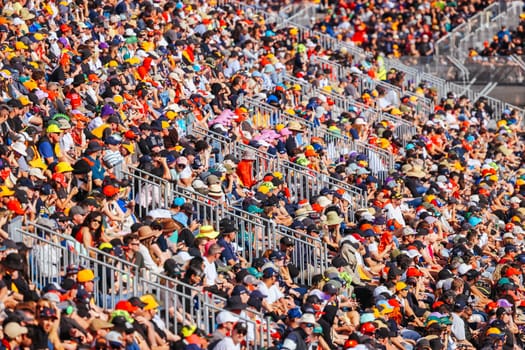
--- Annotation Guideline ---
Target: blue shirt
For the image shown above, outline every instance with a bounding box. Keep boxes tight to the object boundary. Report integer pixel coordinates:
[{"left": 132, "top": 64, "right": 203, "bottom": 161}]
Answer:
[
  {"left": 85, "top": 154, "right": 105, "bottom": 180},
  {"left": 38, "top": 140, "right": 55, "bottom": 161},
  {"left": 217, "top": 238, "right": 237, "bottom": 264}
]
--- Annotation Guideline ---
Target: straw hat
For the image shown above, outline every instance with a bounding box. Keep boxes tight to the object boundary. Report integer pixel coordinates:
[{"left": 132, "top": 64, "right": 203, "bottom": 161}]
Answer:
[
  {"left": 323, "top": 211, "right": 343, "bottom": 226},
  {"left": 160, "top": 218, "right": 179, "bottom": 233},
  {"left": 405, "top": 165, "right": 426, "bottom": 178},
  {"left": 208, "top": 184, "right": 223, "bottom": 197},
  {"left": 287, "top": 121, "right": 304, "bottom": 132},
  {"left": 138, "top": 225, "right": 158, "bottom": 241}
]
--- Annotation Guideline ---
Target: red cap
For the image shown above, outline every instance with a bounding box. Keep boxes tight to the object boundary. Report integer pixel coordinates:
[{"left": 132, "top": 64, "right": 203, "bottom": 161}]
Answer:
[
  {"left": 102, "top": 185, "right": 120, "bottom": 197},
  {"left": 506, "top": 267, "right": 521, "bottom": 277},
  {"left": 406, "top": 266, "right": 424, "bottom": 278},
  {"left": 344, "top": 339, "right": 358, "bottom": 349},
  {"left": 88, "top": 73, "right": 100, "bottom": 82},
  {"left": 124, "top": 130, "right": 138, "bottom": 140},
  {"left": 388, "top": 298, "right": 401, "bottom": 308},
  {"left": 351, "top": 234, "right": 365, "bottom": 243},
  {"left": 432, "top": 301, "right": 445, "bottom": 310},
  {"left": 60, "top": 24, "right": 71, "bottom": 32},
  {"left": 115, "top": 300, "right": 138, "bottom": 313},
  {"left": 7, "top": 199, "right": 25, "bottom": 215}
]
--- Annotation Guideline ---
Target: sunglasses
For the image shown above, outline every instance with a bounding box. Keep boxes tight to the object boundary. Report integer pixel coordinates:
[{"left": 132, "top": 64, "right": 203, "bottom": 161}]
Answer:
[
  {"left": 304, "top": 323, "right": 315, "bottom": 328},
  {"left": 92, "top": 219, "right": 102, "bottom": 223}
]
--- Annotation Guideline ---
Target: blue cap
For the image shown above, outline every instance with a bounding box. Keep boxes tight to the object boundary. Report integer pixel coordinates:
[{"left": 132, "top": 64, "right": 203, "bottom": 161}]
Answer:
[
  {"left": 172, "top": 212, "right": 188, "bottom": 227},
  {"left": 405, "top": 143, "right": 415, "bottom": 151},
  {"left": 166, "top": 154, "right": 177, "bottom": 164},
  {"left": 250, "top": 290, "right": 267, "bottom": 299},
  {"left": 263, "top": 267, "right": 279, "bottom": 279},
  {"left": 269, "top": 250, "right": 286, "bottom": 261},
  {"left": 467, "top": 216, "right": 482, "bottom": 227},
  {"left": 287, "top": 307, "right": 302, "bottom": 319},
  {"left": 173, "top": 197, "right": 185, "bottom": 207},
  {"left": 361, "top": 229, "right": 376, "bottom": 237},
  {"left": 232, "top": 285, "right": 249, "bottom": 296},
  {"left": 40, "top": 184, "right": 53, "bottom": 195}
]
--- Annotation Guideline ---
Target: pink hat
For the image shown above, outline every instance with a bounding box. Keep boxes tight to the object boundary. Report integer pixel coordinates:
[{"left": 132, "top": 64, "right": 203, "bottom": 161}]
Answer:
[
  {"left": 279, "top": 128, "right": 292, "bottom": 136},
  {"left": 176, "top": 156, "right": 188, "bottom": 165},
  {"left": 261, "top": 129, "right": 280, "bottom": 139}
]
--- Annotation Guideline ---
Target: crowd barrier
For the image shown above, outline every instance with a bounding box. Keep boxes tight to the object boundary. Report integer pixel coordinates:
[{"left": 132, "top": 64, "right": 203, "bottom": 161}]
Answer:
[
  {"left": 242, "top": 96, "right": 394, "bottom": 177},
  {"left": 182, "top": 107, "right": 367, "bottom": 217},
  {"left": 279, "top": 160, "right": 365, "bottom": 222},
  {"left": 283, "top": 71, "right": 419, "bottom": 147},
  {"left": 125, "top": 167, "right": 223, "bottom": 231},
  {"left": 19, "top": 223, "right": 272, "bottom": 349},
  {"left": 310, "top": 55, "right": 434, "bottom": 119},
  {"left": 122, "top": 165, "right": 331, "bottom": 285}
]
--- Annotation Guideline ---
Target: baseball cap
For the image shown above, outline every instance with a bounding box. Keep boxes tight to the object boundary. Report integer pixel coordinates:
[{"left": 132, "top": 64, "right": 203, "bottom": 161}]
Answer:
[
  {"left": 395, "top": 281, "right": 409, "bottom": 291},
  {"left": 262, "top": 267, "right": 279, "bottom": 278},
  {"left": 216, "top": 311, "right": 239, "bottom": 324}
]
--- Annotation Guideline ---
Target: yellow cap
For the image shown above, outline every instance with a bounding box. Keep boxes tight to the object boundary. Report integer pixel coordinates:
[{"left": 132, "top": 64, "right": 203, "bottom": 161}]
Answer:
[
  {"left": 113, "top": 95, "right": 124, "bottom": 104},
  {"left": 55, "top": 161, "right": 73, "bottom": 173},
  {"left": 77, "top": 269, "right": 95, "bottom": 283},
  {"left": 19, "top": 96, "right": 31, "bottom": 106},
  {"left": 0, "top": 186, "right": 14, "bottom": 197},
  {"left": 390, "top": 108, "right": 403, "bottom": 116},
  {"left": 108, "top": 60, "right": 119, "bottom": 68},
  {"left": 275, "top": 123, "right": 285, "bottom": 132},
  {"left": 395, "top": 281, "right": 408, "bottom": 291},
  {"left": 290, "top": 27, "right": 298, "bottom": 36},
  {"left": 29, "top": 158, "right": 47, "bottom": 170},
  {"left": 33, "top": 33, "right": 45, "bottom": 41},
  {"left": 127, "top": 57, "right": 141, "bottom": 65},
  {"left": 161, "top": 121, "right": 170, "bottom": 129},
  {"left": 15, "top": 41, "right": 28, "bottom": 50},
  {"left": 258, "top": 185, "right": 269, "bottom": 194},
  {"left": 46, "top": 124, "right": 62, "bottom": 134},
  {"left": 122, "top": 142, "right": 134, "bottom": 154},
  {"left": 165, "top": 110, "right": 177, "bottom": 120},
  {"left": 140, "top": 294, "right": 159, "bottom": 311}
]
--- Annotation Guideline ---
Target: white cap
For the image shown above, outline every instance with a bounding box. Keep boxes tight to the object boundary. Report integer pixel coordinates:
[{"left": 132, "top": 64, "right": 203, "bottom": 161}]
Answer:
[
  {"left": 510, "top": 196, "right": 522, "bottom": 204},
  {"left": 29, "top": 168, "right": 46, "bottom": 180},
  {"left": 373, "top": 285, "right": 392, "bottom": 297},
  {"left": 405, "top": 249, "right": 421, "bottom": 259},
  {"left": 216, "top": 311, "right": 239, "bottom": 324},
  {"left": 11, "top": 142, "right": 27, "bottom": 157}
]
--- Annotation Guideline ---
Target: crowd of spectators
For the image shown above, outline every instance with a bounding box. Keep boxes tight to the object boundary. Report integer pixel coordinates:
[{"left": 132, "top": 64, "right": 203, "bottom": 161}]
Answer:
[
  {"left": 469, "top": 20, "right": 525, "bottom": 58},
  {"left": 311, "top": 0, "right": 497, "bottom": 57},
  {"left": 0, "top": 0, "right": 521, "bottom": 350}
]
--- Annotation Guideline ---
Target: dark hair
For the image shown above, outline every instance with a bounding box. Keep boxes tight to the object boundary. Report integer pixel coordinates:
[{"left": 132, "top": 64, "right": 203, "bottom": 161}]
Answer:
[
  {"left": 81, "top": 211, "right": 104, "bottom": 242},
  {"left": 184, "top": 266, "right": 203, "bottom": 284},
  {"left": 189, "top": 256, "right": 204, "bottom": 270}
]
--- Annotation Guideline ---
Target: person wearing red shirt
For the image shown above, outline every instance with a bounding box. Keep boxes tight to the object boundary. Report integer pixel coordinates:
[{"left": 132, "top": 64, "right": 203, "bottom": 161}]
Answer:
[{"left": 236, "top": 149, "right": 257, "bottom": 189}]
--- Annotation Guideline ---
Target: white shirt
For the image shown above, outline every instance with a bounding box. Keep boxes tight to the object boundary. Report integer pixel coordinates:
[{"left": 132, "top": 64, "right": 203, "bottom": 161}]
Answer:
[
  {"left": 451, "top": 312, "right": 466, "bottom": 341},
  {"left": 203, "top": 257, "right": 218, "bottom": 286},
  {"left": 257, "top": 281, "right": 284, "bottom": 304},
  {"left": 384, "top": 203, "right": 407, "bottom": 226},
  {"left": 213, "top": 336, "right": 240, "bottom": 350},
  {"left": 138, "top": 244, "right": 162, "bottom": 274}
]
